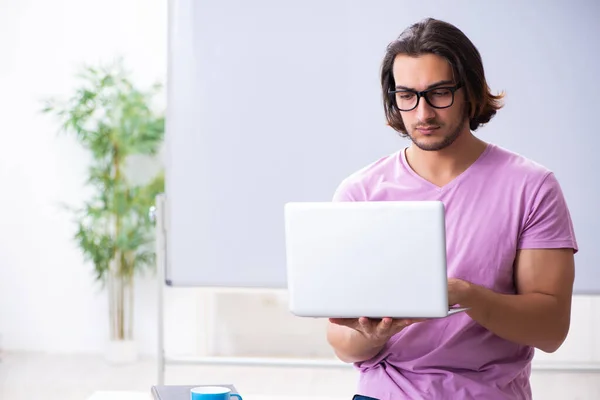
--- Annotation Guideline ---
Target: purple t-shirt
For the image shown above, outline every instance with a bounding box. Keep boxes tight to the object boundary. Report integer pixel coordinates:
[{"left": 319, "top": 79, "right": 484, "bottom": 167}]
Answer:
[{"left": 332, "top": 143, "right": 578, "bottom": 400}]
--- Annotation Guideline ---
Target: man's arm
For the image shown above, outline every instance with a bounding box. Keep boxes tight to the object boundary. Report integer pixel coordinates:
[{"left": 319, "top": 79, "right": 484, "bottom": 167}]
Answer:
[{"left": 452, "top": 247, "right": 575, "bottom": 353}]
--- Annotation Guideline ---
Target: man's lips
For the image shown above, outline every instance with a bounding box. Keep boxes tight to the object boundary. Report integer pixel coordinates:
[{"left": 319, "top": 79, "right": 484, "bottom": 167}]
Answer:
[{"left": 416, "top": 126, "right": 440, "bottom": 134}]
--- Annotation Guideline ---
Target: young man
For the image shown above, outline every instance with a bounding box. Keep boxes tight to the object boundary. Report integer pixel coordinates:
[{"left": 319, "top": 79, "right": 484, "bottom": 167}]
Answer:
[{"left": 326, "top": 18, "right": 577, "bottom": 400}]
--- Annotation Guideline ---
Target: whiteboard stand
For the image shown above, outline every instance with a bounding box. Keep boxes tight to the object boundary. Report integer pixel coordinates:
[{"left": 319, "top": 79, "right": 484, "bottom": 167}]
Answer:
[
  {"left": 152, "top": 194, "right": 600, "bottom": 385},
  {"left": 154, "top": 193, "right": 166, "bottom": 385}
]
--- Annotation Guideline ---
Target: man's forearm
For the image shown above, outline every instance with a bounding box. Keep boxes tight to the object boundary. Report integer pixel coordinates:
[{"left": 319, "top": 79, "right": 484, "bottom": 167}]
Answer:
[
  {"left": 326, "top": 323, "right": 386, "bottom": 363},
  {"left": 458, "top": 282, "right": 571, "bottom": 353}
]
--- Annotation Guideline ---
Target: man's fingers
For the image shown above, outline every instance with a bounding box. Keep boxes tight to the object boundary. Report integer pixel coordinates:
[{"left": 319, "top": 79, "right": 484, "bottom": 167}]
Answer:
[
  {"left": 328, "top": 318, "right": 358, "bottom": 329},
  {"left": 373, "top": 317, "right": 392, "bottom": 336},
  {"left": 358, "top": 317, "right": 373, "bottom": 332},
  {"left": 329, "top": 317, "right": 421, "bottom": 336}
]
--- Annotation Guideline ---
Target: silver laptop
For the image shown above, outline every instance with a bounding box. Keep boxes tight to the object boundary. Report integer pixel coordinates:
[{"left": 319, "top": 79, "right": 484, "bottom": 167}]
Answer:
[{"left": 283, "top": 200, "right": 467, "bottom": 319}]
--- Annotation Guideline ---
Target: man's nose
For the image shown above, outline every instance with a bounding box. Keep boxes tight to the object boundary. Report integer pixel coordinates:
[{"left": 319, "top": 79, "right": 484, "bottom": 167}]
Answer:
[{"left": 416, "top": 96, "right": 436, "bottom": 122}]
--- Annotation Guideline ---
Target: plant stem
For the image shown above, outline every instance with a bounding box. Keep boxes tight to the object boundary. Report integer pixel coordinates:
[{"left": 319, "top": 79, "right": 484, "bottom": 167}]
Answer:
[
  {"left": 109, "top": 265, "right": 117, "bottom": 340},
  {"left": 128, "top": 272, "right": 134, "bottom": 340},
  {"left": 108, "top": 270, "right": 113, "bottom": 340},
  {"left": 120, "top": 271, "right": 125, "bottom": 340},
  {"left": 113, "top": 139, "right": 124, "bottom": 340}
]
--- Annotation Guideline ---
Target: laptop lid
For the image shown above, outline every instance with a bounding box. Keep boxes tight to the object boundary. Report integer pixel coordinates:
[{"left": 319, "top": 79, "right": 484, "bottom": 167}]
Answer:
[{"left": 284, "top": 201, "right": 449, "bottom": 318}]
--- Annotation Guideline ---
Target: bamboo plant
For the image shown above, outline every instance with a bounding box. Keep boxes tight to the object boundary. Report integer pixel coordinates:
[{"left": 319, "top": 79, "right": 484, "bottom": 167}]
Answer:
[{"left": 42, "top": 59, "right": 165, "bottom": 343}]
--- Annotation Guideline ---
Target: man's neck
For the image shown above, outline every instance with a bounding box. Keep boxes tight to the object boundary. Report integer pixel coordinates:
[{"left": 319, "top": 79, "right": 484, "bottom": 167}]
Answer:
[{"left": 405, "top": 132, "right": 488, "bottom": 187}]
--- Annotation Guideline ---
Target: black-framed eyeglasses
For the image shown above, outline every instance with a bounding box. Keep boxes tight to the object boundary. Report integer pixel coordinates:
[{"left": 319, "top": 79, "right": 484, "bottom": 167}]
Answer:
[{"left": 388, "top": 82, "right": 463, "bottom": 111}]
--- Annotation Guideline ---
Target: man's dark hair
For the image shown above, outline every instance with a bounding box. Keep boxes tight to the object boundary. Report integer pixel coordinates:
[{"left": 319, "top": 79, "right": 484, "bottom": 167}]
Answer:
[{"left": 381, "top": 18, "right": 504, "bottom": 135}]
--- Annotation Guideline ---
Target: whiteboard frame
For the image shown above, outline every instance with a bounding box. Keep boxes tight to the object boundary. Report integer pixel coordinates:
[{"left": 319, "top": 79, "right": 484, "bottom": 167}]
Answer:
[{"left": 157, "top": 0, "right": 600, "bottom": 382}]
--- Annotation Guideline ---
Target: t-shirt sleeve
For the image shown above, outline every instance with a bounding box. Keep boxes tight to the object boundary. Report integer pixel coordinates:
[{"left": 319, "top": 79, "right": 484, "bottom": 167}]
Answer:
[
  {"left": 518, "top": 172, "right": 578, "bottom": 253},
  {"left": 331, "top": 178, "right": 363, "bottom": 202}
]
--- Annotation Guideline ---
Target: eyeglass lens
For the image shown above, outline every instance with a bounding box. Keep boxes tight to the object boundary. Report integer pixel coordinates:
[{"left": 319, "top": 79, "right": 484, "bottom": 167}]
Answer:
[{"left": 395, "top": 87, "right": 454, "bottom": 111}]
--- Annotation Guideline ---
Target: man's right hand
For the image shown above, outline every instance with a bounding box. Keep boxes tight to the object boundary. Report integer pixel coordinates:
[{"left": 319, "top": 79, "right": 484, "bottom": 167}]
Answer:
[
  {"left": 330, "top": 317, "right": 420, "bottom": 346},
  {"left": 327, "top": 317, "right": 423, "bottom": 363}
]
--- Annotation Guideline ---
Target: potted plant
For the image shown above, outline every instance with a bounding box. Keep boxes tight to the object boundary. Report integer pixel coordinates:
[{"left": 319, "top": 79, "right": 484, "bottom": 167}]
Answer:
[{"left": 42, "top": 58, "right": 165, "bottom": 363}]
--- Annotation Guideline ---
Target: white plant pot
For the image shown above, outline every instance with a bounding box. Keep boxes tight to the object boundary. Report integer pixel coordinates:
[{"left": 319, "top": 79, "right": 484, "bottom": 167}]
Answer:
[{"left": 105, "top": 339, "right": 138, "bottom": 364}]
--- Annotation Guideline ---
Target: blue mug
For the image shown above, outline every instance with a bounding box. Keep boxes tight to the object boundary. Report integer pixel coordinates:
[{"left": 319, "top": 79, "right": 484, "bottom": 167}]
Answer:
[{"left": 190, "top": 386, "right": 242, "bottom": 400}]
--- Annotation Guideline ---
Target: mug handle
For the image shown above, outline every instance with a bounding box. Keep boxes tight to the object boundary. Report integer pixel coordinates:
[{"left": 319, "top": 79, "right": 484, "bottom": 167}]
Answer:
[{"left": 230, "top": 395, "right": 242, "bottom": 400}]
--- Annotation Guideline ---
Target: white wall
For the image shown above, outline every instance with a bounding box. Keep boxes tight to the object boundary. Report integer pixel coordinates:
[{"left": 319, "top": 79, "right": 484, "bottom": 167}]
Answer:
[
  {"left": 0, "top": 0, "right": 198, "bottom": 357},
  {"left": 0, "top": 0, "right": 599, "bottom": 381}
]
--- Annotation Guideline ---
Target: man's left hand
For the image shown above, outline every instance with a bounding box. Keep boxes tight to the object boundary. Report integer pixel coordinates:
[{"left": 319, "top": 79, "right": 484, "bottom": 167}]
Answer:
[{"left": 448, "top": 277, "right": 472, "bottom": 307}]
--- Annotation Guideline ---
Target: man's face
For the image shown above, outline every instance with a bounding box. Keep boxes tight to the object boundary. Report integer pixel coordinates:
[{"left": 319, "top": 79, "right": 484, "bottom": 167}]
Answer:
[{"left": 392, "top": 53, "right": 467, "bottom": 151}]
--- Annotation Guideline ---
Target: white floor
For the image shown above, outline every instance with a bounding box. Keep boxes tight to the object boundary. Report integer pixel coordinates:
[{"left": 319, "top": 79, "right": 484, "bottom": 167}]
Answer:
[
  {"left": 1, "top": 352, "right": 600, "bottom": 400},
  {"left": 0, "top": 351, "right": 358, "bottom": 400}
]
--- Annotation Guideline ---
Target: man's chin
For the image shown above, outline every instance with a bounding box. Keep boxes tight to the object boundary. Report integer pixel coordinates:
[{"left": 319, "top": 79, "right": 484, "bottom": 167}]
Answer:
[
  {"left": 410, "top": 136, "right": 453, "bottom": 152},
  {"left": 408, "top": 126, "right": 463, "bottom": 151}
]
